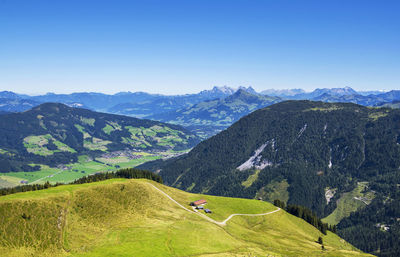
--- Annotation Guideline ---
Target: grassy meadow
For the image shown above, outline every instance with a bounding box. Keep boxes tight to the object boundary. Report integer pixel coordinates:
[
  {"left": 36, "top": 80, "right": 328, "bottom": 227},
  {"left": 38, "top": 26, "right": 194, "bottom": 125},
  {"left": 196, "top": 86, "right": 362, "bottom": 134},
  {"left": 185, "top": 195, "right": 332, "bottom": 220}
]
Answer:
[{"left": 0, "top": 179, "right": 373, "bottom": 257}]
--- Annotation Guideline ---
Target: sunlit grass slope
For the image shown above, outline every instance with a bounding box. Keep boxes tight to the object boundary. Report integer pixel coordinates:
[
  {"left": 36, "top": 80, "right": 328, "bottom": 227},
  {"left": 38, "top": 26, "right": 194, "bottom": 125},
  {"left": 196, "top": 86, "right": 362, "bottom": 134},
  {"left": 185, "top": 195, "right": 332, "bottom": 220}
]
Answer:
[
  {"left": 0, "top": 179, "right": 373, "bottom": 257},
  {"left": 323, "top": 182, "right": 375, "bottom": 225}
]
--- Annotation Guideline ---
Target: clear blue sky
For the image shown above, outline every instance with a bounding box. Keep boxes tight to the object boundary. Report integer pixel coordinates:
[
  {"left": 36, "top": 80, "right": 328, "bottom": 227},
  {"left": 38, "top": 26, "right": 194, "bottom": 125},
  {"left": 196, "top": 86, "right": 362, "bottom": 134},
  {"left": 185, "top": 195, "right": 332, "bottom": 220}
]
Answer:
[{"left": 0, "top": 0, "right": 399, "bottom": 95}]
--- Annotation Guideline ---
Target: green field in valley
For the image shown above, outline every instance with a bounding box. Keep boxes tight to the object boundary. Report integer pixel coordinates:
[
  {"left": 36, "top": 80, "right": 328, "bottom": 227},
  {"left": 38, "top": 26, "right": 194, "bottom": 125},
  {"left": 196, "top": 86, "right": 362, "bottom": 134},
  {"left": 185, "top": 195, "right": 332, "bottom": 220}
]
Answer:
[
  {"left": 0, "top": 151, "right": 172, "bottom": 187},
  {"left": 0, "top": 179, "right": 373, "bottom": 257}
]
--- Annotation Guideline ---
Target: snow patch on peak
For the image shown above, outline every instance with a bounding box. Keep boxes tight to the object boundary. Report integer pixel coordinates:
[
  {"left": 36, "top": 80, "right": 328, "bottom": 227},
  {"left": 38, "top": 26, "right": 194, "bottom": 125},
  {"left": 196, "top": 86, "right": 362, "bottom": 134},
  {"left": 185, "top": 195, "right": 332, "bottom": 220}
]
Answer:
[{"left": 214, "top": 86, "right": 235, "bottom": 94}]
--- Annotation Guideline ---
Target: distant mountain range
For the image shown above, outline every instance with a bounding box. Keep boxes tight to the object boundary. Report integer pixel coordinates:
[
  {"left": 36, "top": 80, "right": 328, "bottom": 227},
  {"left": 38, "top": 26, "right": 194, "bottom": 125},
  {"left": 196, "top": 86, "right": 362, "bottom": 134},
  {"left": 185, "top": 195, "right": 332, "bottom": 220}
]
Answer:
[
  {"left": 147, "top": 89, "right": 281, "bottom": 138},
  {"left": 259, "top": 87, "right": 389, "bottom": 99},
  {"left": 2, "top": 86, "right": 398, "bottom": 113},
  {"left": 0, "top": 103, "right": 199, "bottom": 172},
  {"left": 309, "top": 90, "right": 400, "bottom": 107},
  {"left": 294, "top": 86, "right": 358, "bottom": 99},
  {"left": 0, "top": 86, "right": 253, "bottom": 113},
  {"left": 2, "top": 86, "right": 400, "bottom": 138}
]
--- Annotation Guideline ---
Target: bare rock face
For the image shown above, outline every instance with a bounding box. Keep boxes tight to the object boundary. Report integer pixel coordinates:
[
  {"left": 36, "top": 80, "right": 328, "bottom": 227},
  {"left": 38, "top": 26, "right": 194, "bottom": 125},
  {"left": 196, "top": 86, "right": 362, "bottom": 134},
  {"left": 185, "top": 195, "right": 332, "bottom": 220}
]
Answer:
[{"left": 325, "top": 188, "right": 337, "bottom": 204}]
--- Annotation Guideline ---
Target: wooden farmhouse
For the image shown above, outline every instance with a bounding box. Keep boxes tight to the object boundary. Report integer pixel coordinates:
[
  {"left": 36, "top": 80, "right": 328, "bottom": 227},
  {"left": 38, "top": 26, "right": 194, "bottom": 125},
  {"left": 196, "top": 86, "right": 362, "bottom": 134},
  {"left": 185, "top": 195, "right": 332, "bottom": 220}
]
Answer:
[{"left": 190, "top": 199, "right": 207, "bottom": 206}]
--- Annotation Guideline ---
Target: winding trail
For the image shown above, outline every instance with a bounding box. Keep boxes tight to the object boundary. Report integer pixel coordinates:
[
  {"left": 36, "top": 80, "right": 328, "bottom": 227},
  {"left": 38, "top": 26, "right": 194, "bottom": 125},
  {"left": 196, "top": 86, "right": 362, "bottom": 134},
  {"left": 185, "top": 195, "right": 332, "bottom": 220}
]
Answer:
[
  {"left": 219, "top": 209, "right": 281, "bottom": 225},
  {"left": 148, "top": 183, "right": 280, "bottom": 226}
]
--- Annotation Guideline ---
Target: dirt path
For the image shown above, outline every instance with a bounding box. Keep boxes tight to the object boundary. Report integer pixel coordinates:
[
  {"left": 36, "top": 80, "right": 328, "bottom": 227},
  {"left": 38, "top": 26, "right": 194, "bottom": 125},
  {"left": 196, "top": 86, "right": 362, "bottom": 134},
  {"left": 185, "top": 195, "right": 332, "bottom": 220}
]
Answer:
[
  {"left": 219, "top": 209, "right": 281, "bottom": 225},
  {"left": 148, "top": 183, "right": 280, "bottom": 226}
]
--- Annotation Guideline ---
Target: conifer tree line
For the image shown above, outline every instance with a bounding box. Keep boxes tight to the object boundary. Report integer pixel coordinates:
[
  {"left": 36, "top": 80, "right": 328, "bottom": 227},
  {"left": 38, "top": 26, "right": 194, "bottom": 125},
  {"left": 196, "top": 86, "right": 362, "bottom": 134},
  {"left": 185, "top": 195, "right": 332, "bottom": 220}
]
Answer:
[
  {"left": 274, "top": 199, "right": 337, "bottom": 235},
  {"left": 0, "top": 168, "right": 162, "bottom": 196},
  {"left": 73, "top": 168, "right": 163, "bottom": 184}
]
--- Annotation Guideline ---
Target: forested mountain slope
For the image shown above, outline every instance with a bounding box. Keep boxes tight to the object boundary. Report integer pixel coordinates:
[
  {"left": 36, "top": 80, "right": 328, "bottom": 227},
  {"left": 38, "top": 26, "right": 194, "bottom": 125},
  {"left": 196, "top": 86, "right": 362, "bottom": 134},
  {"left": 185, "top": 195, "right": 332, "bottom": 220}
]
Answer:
[
  {"left": 0, "top": 103, "right": 199, "bottom": 172},
  {"left": 140, "top": 100, "right": 400, "bottom": 256},
  {"left": 0, "top": 178, "right": 371, "bottom": 257}
]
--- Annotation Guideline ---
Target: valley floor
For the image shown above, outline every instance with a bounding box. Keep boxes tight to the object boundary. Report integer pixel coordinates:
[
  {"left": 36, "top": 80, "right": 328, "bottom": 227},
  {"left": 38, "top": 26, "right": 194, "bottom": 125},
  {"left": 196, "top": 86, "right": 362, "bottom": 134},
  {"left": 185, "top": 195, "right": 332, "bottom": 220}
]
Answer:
[{"left": 0, "top": 150, "right": 184, "bottom": 188}]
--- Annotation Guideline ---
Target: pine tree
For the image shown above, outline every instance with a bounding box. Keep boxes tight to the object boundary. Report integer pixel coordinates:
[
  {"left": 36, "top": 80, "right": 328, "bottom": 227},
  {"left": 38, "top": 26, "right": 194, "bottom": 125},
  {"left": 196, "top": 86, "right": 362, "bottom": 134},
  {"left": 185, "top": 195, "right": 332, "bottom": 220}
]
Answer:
[{"left": 44, "top": 181, "right": 51, "bottom": 189}]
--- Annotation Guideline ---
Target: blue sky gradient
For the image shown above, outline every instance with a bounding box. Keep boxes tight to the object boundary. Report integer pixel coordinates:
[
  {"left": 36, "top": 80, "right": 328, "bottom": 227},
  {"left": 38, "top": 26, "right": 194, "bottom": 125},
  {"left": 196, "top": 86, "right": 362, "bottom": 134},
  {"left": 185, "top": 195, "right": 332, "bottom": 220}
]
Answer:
[{"left": 0, "top": 0, "right": 399, "bottom": 94}]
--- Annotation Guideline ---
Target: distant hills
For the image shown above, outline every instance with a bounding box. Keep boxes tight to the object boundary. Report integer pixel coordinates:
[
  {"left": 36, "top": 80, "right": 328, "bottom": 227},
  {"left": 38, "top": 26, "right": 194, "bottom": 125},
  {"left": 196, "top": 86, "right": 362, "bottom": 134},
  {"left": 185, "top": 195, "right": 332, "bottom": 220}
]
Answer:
[
  {"left": 2, "top": 86, "right": 400, "bottom": 138},
  {"left": 309, "top": 90, "right": 400, "bottom": 107},
  {"left": 140, "top": 100, "right": 400, "bottom": 256},
  {"left": 0, "top": 103, "right": 199, "bottom": 172},
  {"left": 259, "top": 86, "right": 400, "bottom": 108},
  {"left": 259, "top": 86, "right": 388, "bottom": 99},
  {"left": 2, "top": 86, "right": 399, "bottom": 115},
  {"left": 148, "top": 89, "right": 281, "bottom": 138},
  {"left": 377, "top": 100, "right": 400, "bottom": 109},
  {"left": 295, "top": 86, "right": 358, "bottom": 99},
  {"left": 0, "top": 98, "right": 41, "bottom": 112}
]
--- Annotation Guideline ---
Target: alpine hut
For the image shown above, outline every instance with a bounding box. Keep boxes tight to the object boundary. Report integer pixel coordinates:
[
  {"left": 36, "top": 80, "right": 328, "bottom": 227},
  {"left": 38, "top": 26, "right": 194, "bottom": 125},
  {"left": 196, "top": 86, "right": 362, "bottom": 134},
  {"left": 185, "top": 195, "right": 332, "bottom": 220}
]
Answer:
[{"left": 190, "top": 199, "right": 207, "bottom": 206}]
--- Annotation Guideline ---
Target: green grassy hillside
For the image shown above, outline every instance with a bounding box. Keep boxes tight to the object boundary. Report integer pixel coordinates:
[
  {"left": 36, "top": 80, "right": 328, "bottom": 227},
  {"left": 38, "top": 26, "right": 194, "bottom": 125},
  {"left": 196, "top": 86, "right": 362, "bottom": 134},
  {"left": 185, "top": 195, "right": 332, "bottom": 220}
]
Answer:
[
  {"left": 0, "top": 179, "right": 372, "bottom": 257},
  {"left": 0, "top": 102, "right": 198, "bottom": 188},
  {"left": 0, "top": 103, "right": 199, "bottom": 174}
]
